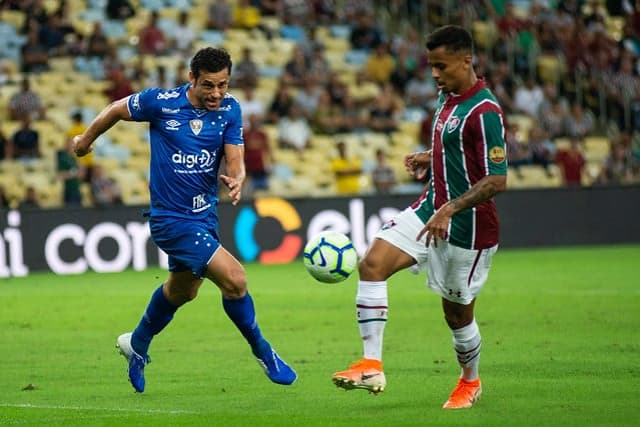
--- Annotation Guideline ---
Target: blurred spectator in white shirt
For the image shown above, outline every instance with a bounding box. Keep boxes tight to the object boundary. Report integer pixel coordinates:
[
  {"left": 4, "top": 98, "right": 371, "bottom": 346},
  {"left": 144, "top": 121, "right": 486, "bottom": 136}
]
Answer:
[
  {"left": 514, "top": 77, "right": 545, "bottom": 118},
  {"left": 278, "top": 103, "right": 312, "bottom": 153},
  {"left": 172, "top": 11, "right": 195, "bottom": 56}
]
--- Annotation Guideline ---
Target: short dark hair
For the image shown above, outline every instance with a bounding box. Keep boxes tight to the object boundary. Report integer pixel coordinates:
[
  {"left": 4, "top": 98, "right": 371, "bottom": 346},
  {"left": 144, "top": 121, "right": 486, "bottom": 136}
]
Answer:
[
  {"left": 190, "top": 47, "right": 232, "bottom": 79},
  {"left": 425, "top": 25, "right": 474, "bottom": 54}
]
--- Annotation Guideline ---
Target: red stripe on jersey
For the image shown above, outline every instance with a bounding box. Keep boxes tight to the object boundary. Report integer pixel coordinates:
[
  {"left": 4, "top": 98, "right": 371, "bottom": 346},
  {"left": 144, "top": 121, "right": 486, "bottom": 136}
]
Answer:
[
  {"left": 432, "top": 106, "right": 455, "bottom": 210},
  {"left": 462, "top": 99, "right": 504, "bottom": 185},
  {"left": 467, "top": 249, "right": 483, "bottom": 286},
  {"left": 410, "top": 183, "right": 430, "bottom": 209}
]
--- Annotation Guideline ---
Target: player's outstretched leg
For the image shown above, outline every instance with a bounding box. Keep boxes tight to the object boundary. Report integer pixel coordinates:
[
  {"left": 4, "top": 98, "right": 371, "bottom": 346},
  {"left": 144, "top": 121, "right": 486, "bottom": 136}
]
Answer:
[
  {"left": 253, "top": 341, "right": 298, "bottom": 385},
  {"left": 332, "top": 358, "right": 386, "bottom": 394},
  {"left": 223, "top": 292, "right": 297, "bottom": 385},
  {"left": 116, "top": 284, "right": 177, "bottom": 392},
  {"left": 116, "top": 332, "right": 151, "bottom": 393}
]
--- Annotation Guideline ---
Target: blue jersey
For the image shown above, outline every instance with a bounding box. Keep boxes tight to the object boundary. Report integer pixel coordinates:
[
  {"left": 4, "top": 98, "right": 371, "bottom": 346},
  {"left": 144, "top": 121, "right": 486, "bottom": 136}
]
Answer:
[{"left": 127, "top": 83, "right": 244, "bottom": 219}]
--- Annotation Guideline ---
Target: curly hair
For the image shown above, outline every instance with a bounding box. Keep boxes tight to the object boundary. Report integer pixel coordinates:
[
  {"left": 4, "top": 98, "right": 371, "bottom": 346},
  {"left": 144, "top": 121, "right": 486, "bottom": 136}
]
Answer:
[{"left": 190, "top": 47, "right": 233, "bottom": 79}]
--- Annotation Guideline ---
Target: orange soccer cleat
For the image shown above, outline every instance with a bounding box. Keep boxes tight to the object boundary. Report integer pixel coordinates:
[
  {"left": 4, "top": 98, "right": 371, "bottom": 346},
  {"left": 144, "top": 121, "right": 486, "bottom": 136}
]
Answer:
[
  {"left": 442, "top": 377, "right": 482, "bottom": 409},
  {"left": 332, "top": 358, "right": 386, "bottom": 395}
]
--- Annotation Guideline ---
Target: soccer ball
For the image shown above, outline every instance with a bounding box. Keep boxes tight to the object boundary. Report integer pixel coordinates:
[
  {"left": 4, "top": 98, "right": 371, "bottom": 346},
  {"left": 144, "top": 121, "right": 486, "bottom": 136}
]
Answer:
[{"left": 303, "top": 231, "right": 357, "bottom": 283}]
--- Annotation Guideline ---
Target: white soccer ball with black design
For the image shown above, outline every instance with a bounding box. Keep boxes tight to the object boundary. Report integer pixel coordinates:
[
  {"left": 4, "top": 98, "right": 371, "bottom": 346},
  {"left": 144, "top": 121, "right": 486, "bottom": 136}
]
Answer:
[{"left": 303, "top": 231, "right": 357, "bottom": 283}]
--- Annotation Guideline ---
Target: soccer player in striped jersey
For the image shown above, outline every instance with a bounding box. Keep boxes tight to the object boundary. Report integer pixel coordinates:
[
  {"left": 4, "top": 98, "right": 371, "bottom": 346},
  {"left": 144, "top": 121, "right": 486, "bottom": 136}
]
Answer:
[
  {"left": 332, "top": 25, "right": 507, "bottom": 409},
  {"left": 73, "top": 47, "right": 296, "bottom": 392}
]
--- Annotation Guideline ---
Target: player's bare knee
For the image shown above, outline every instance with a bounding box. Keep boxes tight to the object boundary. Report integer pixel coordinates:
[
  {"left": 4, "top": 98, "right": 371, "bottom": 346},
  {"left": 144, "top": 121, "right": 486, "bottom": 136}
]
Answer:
[
  {"left": 223, "top": 268, "right": 247, "bottom": 297},
  {"left": 358, "top": 255, "right": 381, "bottom": 278}
]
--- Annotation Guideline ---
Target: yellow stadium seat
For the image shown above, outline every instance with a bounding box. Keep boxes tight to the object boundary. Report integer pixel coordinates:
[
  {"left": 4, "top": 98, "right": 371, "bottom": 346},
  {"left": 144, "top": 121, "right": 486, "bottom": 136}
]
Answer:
[
  {"left": 472, "top": 20, "right": 497, "bottom": 50},
  {"left": 517, "top": 165, "right": 561, "bottom": 188},
  {"left": 37, "top": 181, "right": 63, "bottom": 208},
  {"left": 583, "top": 136, "right": 610, "bottom": 163},
  {"left": 48, "top": 57, "right": 75, "bottom": 73},
  {"left": 1, "top": 10, "right": 25, "bottom": 29},
  {"left": 605, "top": 16, "right": 625, "bottom": 42},
  {"left": 537, "top": 54, "right": 566, "bottom": 84},
  {"left": 261, "top": 16, "right": 281, "bottom": 34},
  {"left": 124, "top": 154, "right": 150, "bottom": 174}
]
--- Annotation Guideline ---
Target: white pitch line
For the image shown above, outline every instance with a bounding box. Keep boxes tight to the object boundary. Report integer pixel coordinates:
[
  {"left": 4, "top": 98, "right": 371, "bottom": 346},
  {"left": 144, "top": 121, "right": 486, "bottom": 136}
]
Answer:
[{"left": 0, "top": 403, "right": 202, "bottom": 415}]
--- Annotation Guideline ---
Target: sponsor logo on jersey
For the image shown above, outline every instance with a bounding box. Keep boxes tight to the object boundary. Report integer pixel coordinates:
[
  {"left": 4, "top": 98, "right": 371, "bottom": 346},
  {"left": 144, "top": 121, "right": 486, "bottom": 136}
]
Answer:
[
  {"left": 161, "top": 107, "right": 180, "bottom": 114},
  {"left": 217, "top": 104, "right": 232, "bottom": 111},
  {"left": 157, "top": 90, "right": 180, "bottom": 100},
  {"left": 189, "top": 119, "right": 203, "bottom": 135},
  {"left": 488, "top": 146, "right": 506, "bottom": 163},
  {"left": 165, "top": 119, "right": 180, "bottom": 131},
  {"left": 447, "top": 116, "right": 460, "bottom": 133},
  {"left": 436, "top": 119, "right": 444, "bottom": 132},
  {"left": 172, "top": 149, "right": 216, "bottom": 169},
  {"left": 131, "top": 93, "right": 141, "bottom": 111},
  {"left": 191, "top": 193, "right": 210, "bottom": 213}
]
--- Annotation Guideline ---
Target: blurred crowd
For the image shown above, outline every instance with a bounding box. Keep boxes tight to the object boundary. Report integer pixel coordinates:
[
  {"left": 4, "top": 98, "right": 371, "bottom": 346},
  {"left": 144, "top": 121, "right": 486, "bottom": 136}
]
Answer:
[{"left": 0, "top": 0, "right": 639, "bottom": 210}]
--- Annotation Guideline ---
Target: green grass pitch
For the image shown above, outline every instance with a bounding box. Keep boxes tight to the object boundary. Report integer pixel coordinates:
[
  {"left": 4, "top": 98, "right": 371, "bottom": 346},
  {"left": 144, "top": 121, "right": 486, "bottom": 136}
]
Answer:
[{"left": 1, "top": 245, "right": 639, "bottom": 426}]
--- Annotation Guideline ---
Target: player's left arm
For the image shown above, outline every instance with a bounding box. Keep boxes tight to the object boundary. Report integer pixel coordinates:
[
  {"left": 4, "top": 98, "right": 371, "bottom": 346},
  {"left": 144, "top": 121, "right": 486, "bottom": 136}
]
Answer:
[
  {"left": 417, "top": 109, "right": 507, "bottom": 245},
  {"left": 220, "top": 143, "right": 246, "bottom": 206},
  {"left": 219, "top": 101, "right": 246, "bottom": 205}
]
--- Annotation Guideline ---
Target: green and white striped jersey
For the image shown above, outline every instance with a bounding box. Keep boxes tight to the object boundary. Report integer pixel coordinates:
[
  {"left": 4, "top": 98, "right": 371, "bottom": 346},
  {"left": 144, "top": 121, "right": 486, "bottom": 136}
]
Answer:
[{"left": 412, "top": 79, "right": 507, "bottom": 250}]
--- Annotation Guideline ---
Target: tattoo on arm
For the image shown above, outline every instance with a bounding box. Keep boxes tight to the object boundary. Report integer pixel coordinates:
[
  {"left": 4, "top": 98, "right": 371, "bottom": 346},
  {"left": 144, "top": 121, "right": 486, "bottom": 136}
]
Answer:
[{"left": 449, "top": 178, "right": 501, "bottom": 213}]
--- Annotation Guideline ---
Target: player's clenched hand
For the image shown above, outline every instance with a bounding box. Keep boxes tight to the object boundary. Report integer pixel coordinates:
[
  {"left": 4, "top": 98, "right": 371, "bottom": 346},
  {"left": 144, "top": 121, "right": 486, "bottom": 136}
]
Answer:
[
  {"left": 220, "top": 174, "right": 243, "bottom": 206},
  {"left": 72, "top": 135, "right": 93, "bottom": 157},
  {"left": 404, "top": 150, "right": 431, "bottom": 181}
]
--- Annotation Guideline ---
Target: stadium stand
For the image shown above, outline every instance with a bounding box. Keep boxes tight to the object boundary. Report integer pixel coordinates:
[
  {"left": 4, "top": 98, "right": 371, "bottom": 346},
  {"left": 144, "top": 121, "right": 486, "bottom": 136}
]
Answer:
[{"left": 0, "top": 0, "right": 638, "bottom": 209}]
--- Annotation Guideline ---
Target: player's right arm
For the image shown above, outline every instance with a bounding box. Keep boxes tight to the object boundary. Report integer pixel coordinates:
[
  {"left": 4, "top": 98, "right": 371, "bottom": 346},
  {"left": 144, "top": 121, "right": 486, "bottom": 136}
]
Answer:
[{"left": 73, "top": 96, "right": 133, "bottom": 157}]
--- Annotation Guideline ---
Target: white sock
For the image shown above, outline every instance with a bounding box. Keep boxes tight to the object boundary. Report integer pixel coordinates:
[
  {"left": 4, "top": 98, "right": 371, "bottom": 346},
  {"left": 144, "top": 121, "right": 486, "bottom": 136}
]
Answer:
[
  {"left": 356, "top": 280, "right": 388, "bottom": 361},
  {"left": 451, "top": 319, "right": 481, "bottom": 381}
]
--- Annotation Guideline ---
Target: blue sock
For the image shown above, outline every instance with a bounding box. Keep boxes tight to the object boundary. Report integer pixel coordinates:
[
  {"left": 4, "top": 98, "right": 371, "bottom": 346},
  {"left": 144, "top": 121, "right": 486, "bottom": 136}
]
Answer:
[
  {"left": 222, "top": 292, "right": 269, "bottom": 357},
  {"left": 131, "top": 285, "right": 178, "bottom": 356}
]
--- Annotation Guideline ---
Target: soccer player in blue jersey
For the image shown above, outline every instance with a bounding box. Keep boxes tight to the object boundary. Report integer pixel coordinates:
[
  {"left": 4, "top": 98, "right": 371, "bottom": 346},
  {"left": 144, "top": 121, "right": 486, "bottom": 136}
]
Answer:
[
  {"left": 73, "top": 47, "right": 296, "bottom": 392},
  {"left": 332, "top": 25, "right": 507, "bottom": 408}
]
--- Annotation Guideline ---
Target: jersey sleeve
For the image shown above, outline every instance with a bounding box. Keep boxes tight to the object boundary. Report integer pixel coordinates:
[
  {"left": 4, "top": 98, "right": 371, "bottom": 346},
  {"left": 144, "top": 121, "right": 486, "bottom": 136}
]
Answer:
[
  {"left": 127, "top": 88, "right": 161, "bottom": 122},
  {"left": 224, "top": 102, "right": 244, "bottom": 146},
  {"left": 479, "top": 110, "right": 508, "bottom": 175}
]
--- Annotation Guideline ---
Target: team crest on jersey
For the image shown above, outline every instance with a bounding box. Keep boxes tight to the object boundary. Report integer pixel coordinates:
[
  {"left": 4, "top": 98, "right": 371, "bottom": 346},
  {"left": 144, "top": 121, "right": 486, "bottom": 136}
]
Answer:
[
  {"left": 447, "top": 116, "right": 460, "bottom": 133},
  {"left": 189, "top": 119, "right": 203, "bottom": 135},
  {"left": 489, "top": 146, "right": 506, "bottom": 163}
]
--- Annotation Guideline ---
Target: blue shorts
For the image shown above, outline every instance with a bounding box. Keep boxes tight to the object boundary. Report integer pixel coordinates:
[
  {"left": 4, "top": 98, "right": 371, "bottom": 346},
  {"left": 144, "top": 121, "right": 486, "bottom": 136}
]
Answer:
[{"left": 149, "top": 215, "right": 221, "bottom": 278}]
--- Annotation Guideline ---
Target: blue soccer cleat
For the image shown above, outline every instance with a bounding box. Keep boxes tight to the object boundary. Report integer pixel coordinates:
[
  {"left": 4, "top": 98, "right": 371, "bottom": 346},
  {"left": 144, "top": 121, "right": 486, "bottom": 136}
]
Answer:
[
  {"left": 116, "top": 332, "right": 151, "bottom": 393},
  {"left": 255, "top": 346, "right": 297, "bottom": 385}
]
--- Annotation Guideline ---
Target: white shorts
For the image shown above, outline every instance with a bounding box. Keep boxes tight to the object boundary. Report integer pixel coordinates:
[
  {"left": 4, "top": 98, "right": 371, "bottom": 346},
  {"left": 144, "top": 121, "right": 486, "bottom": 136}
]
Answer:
[
  {"left": 374, "top": 207, "right": 429, "bottom": 266},
  {"left": 427, "top": 240, "right": 498, "bottom": 305}
]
